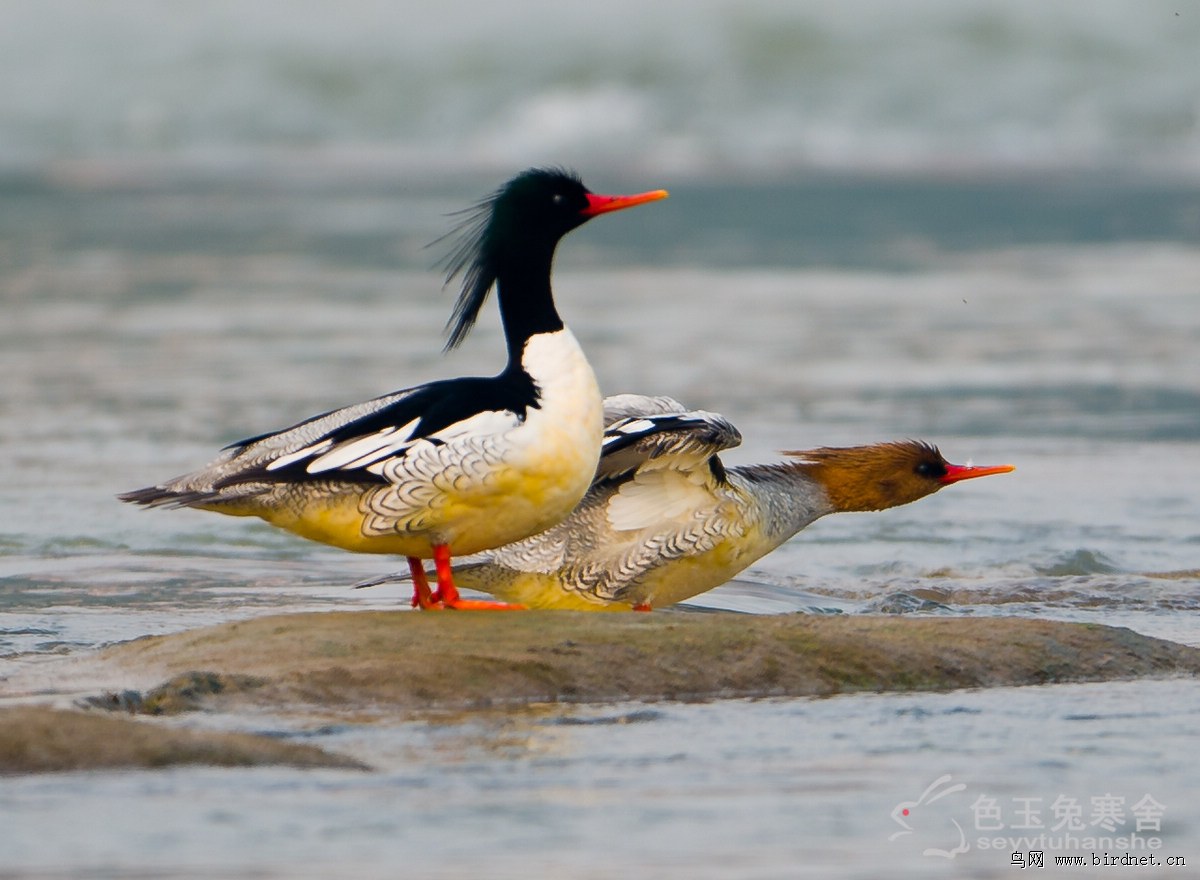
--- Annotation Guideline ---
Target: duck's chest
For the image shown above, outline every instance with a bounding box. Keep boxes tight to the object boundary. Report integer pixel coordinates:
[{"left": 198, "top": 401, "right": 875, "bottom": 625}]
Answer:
[{"left": 506, "top": 329, "right": 603, "bottom": 478}]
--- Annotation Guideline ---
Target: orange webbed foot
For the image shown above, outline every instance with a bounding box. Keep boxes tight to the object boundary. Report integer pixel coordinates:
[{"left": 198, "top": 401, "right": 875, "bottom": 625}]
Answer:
[
  {"left": 442, "top": 597, "right": 529, "bottom": 611},
  {"left": 427, "top": 544, "right": 528, "bottom": 611},
  {"left": 407, "top": 557, "right": 442, "bottom": 610}
]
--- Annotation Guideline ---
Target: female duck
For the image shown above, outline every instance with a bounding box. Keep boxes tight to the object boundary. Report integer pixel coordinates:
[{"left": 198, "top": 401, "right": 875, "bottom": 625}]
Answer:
[{"left": 364, "top": 394, "right": 1014, "bottom": 610}]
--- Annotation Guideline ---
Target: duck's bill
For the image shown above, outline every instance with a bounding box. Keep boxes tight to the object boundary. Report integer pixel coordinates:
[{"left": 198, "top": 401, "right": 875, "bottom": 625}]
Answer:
[
  {"left": 939, "top": 462, "right": 1016, "bottom": 485},
  {"left": 582, "top": 189, "right": 670, "bottom": 216}
]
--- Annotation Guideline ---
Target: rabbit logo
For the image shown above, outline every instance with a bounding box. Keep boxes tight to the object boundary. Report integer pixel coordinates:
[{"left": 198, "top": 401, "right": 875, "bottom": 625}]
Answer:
[{"left": 888, "top": 774, "right": 970, "bottom": 859}]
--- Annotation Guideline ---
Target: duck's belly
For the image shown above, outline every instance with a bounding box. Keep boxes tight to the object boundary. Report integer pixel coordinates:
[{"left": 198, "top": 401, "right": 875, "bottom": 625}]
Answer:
[
  {"left": 205, "top": 328, "right": 604, "bottom": 559},
  {"left": 204, "top": 392, "right": 603, "bottom": 558},
  {"left": 453, "top": 538, "right": 763, "bottom": 611},
  {"left": 206, "top": 441, "right": 599, "bottom": 558},
  {"left": 462, "top": 570, "right": 633, "bottom": 611},
  {"left": 632, "top": 545, "right": 753, "bottom": 608},
  {"left": 628, "top": 526, "right": 781, "bottom": 609},
  {"left": 455, "top": 524, "right": 782, "bottom": 611}
]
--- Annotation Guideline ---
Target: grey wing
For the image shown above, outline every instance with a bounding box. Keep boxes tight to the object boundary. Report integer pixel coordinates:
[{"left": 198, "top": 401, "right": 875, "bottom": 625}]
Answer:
[
  {"left": 602, "top": 393, "right": 690, "bottom": 425},
  {"left": 121, "top": 379, "right": 521, "bottom": 521},
  {"left": 119, "top": 387, "right": 426, "bottom": 507},
  {"left": 596, "top": 400, "right": 742, "bottom": 483}
]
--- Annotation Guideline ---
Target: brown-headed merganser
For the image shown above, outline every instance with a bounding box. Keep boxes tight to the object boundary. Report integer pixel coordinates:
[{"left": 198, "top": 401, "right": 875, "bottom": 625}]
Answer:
[
  {"left": 119, "top": 171, "right": 668, "bottom": 610},
  {"left": 359, "top": 394, "right": 1014, "bottom": 610}
]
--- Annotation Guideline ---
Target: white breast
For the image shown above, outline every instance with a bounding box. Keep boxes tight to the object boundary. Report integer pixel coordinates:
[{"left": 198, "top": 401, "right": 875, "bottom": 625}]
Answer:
[{"left": 510, "top": 328, "right": 603, "bottom": 467}]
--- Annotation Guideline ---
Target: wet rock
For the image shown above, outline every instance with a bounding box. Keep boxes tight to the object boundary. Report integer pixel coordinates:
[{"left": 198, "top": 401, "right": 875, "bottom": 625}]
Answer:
[
  {"left": 139, "top": 671, "right": 267, "bottom": 715},
  {"left": 85, "top": 611, "right": 1200, "bottom": 712},
  {"left": 79, "top": 689, "right": 144, "bottom": 713},
  {"left": 80, "top": 672, "right": 268, "bottom": 715},
  {"left": 0, "top": 707, "right": 367, "bottom": 775}
]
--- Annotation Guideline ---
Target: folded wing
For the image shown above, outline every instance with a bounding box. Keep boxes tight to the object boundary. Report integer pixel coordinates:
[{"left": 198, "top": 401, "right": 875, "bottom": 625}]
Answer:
[
  {"left": 119, "top": 376, "right": 529, "bottom": 511},
  {"left": 481, "top": 395, "right": 745, "bottom": 601}
]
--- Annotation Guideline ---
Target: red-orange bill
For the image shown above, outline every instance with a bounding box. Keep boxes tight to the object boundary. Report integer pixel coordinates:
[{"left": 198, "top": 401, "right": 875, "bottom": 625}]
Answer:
[
  {"left": 939, "top": 462, "right": 1016, "bottom": 485},
  {"left": 582, "top": 189, "right": 669, "bottom": 217}
]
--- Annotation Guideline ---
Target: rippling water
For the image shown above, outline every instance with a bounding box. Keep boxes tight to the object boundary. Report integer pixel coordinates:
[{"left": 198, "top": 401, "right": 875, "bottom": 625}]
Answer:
[
  {"left": 3, "top": 168, "right": 1198, "bottom": 876},
  {"left": 2, "top": 682, "right": 1198, "bottom": 879},
  {"left": 5, "top": 176, "right": 1198, "bottom": 648},
  {"left": 3, "top": 3, "right": 1200, "bottom": 874}
]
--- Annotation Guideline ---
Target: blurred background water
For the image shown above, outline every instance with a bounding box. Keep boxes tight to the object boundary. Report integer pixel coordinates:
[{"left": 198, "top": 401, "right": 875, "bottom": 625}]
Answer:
[
  {"left": 1, "top": 1, "right": 1199, "bottom": 877},
  {"left": 3, "top": 0, "right": 1200, "bottom": 177}
]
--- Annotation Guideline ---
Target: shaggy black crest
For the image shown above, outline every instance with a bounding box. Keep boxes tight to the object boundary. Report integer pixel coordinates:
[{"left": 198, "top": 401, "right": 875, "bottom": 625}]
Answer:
[{"left": 435, "top": 168, "right": 587, "bottom": 351}]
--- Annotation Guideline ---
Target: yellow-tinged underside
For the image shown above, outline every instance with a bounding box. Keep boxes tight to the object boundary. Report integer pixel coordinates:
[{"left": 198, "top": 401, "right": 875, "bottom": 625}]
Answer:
[
  {"left": 187, "top": 327, "right": 604, "bottom": 562},
  {"left": 201, "top": 453, "right": 597, "bottom": 560},
  {"left": 208, "top": 493, "right": 428, "bottom": 556},
  {"left": 470, "top": 573, "right": 638, "bottom": 611},
  {"left": 464, "top": 524, "right": 779, "bottom": 610}
]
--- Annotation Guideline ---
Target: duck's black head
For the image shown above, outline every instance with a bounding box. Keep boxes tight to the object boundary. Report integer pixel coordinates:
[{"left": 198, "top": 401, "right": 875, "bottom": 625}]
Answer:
[{"left": 439, "top": 168, "right": 667, "bottom": 350}]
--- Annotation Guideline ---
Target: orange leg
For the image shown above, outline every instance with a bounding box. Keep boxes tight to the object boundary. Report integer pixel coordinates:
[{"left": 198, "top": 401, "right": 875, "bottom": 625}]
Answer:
[
  {"left": 432, "top": 544, "right": 527, "bottom": 611},
  {"left": 632, "top": 603, "right": 653, "bottom": 612},
  {"left": 407, "top": 556, "right": 439, "bottom": 610}
]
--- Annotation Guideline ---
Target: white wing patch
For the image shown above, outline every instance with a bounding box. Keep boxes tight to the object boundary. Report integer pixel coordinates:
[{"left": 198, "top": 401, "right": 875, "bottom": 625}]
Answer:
[
  {"left": 607, "top": 418, "right": 657, "bottom": 439},
  {"left": 265, "top": 439, "right": 334, "bottom": 472},
  {"left": 267, "top": 408, "right": 523, "bottom": 478},
  {"left": 428, "top": 409, "right": 522, "bottom": 443},
  {"left": 304, "top": 419, "right": 421, "bottom": 474},
  {"left": 606, "top": 468, "right": 717, "bottom": 532}
]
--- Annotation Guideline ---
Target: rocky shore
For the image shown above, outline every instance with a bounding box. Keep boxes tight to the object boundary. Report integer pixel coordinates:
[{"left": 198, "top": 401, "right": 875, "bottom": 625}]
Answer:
[{"left": 4, "top": 612, "right": 1197, "bottom": 774}]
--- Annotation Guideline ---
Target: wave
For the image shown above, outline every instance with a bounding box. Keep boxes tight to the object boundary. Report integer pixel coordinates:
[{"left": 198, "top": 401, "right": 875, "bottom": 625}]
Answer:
[{"left": 722, "top": 562, "right": 1200, "bottom": 614}]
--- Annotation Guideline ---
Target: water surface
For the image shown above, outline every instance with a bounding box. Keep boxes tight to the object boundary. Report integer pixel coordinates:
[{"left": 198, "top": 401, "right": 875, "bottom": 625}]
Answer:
[{"left": 2, "top": 4, "right": 1200, "bottom": 872}]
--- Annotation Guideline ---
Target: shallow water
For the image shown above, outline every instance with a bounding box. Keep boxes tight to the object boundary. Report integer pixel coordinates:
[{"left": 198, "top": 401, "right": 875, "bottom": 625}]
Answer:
[
  {"left": 3, "top": 6, "right": 1200, "bottom": 868},
  {"left": 4, "top": 184, "right": 1198, "bottom": 649},
  {"left": 2, "top": 681, "right": 1198, "bottom": 879},
  {"left": 3, "top": 169, "right": 1198, "bottom": 876}
]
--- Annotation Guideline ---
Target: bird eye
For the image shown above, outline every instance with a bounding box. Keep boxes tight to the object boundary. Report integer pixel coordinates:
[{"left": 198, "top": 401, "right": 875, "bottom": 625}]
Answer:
[
  {"left": 915, "top": 461, "right": 947, "bottom": 479},
  {"left": 551, "top": 193, "right": 565, "bottom": 206}
]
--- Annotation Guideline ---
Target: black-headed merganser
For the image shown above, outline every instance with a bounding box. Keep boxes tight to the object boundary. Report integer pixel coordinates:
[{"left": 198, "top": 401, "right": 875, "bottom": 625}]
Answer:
[
  {"left": 359, "top": 394, "right": 1015, "bottom": 610},
  {"left": 119, "top": 170, "right": 668, "bottom": 610}
]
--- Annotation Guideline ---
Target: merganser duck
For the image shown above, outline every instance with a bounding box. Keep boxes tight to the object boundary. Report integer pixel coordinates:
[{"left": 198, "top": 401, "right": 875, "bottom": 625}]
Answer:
[
  {"left": 119, "top": 170, "right": 668, "bottom": 610},
  {"left": 359, "top": 394, "right": 1014, "bottom": 610}
]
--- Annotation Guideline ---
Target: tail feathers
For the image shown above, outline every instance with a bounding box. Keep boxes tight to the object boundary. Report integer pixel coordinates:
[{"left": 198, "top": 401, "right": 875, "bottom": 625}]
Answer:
[
  {"left": 353, "top": 559, "right": 493, "bottom": 590},
  {"left": 354, "top": 569, "right": 414, "bottom": 589},
  {"left": 117, "top": 481, "right": 268, "bottom": 509},
  {"left": 117, "top": 485, "right": 206, "bottom": 508}
]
